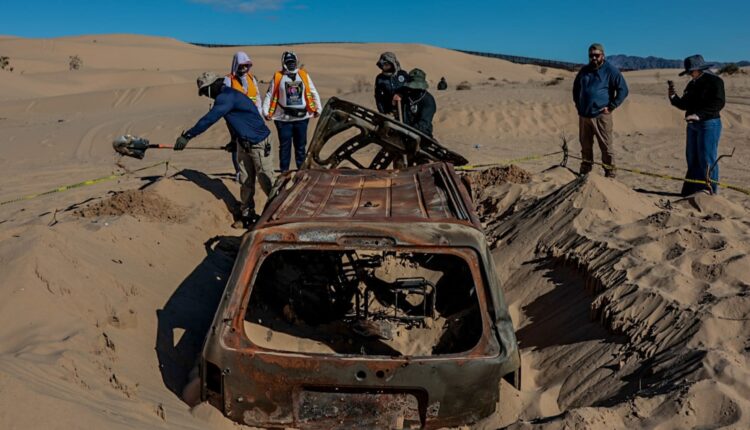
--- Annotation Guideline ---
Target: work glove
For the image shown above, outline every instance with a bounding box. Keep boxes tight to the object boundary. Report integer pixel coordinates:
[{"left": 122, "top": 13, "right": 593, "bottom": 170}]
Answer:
[
  {"left": 174, "top": 132, "right": 191, "bottom": 151},
  {"left": 222, "top": 141, "right": 236, "bottom": 152}
]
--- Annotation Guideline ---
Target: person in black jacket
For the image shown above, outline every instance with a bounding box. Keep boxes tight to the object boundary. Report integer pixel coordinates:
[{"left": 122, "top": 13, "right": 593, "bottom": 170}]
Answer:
[
  {"left": 669, "top": 55, "right": 726, "bottom": 195},
  {"left": 374, "top": 52, "right": 409, "bottom": 117},
  {"left": 394, "top": 68, "right": 436, "bottom": 137}
]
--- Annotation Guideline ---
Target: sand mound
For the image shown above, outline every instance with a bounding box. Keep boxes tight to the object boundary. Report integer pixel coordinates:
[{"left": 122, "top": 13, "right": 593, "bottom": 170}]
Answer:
[
  {"left": 75, "top": 188, "right": 186, "bottom": 222},
  {"left": 476, "top": 169, "right": 750, "bottom": 429},
  {"left": 466, "top": 164, "right": 532, "bottom": 189}
]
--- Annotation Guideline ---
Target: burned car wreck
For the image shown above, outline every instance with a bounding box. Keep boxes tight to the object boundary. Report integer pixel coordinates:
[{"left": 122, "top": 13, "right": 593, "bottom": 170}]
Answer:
[{"left": 199, "top": 98, "right": 520, "bottom": 429}]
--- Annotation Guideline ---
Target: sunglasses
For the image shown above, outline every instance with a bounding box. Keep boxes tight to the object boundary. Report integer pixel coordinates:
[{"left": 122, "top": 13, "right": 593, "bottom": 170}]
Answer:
[{"left": 589, "top": 53, "right": 603, "bottom": 59}]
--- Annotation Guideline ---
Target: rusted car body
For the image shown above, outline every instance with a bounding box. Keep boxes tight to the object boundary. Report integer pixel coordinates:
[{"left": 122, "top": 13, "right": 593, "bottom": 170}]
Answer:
[{"left": 199, "top": 98, "right": 520, "bottom": 429}]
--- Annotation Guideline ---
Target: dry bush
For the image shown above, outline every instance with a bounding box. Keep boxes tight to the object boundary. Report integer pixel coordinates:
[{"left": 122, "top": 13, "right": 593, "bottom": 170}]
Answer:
[
  {"left": 69, "top": 55, "right": 83, "bottom": 71},
  {"left": 719, "top": 63, "right": 742, "bottom": 75},
  {"left": 540, "top": 67, "right": 548, "bottom": 74},
  {"left": 456, "top": 81, "right": 472, "bottom": 90},
  {"left": 488, "top": 76, "right": 496, "bottom": 81},
  {"left": 543, "top": 77, "right": 565, "bottom": 86},
  {"left": 0, "top": 56, "right": 12, "bottom": 72},
  {"left": 351, "top": 75, "right": 370, "bottom": 93}
]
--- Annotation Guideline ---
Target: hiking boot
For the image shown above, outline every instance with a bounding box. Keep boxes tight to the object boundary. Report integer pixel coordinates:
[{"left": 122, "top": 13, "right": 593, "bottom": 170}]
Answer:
[
  {"left": 604, "top": 169, "right": 616, "bottom": 178},
  {"left": 231, "top": 209, "right": 260, "bottom": 229}
]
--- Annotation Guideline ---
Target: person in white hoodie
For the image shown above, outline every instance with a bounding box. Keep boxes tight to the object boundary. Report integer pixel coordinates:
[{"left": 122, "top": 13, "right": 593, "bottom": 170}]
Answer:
[
  {"left": 223, "top": 52, "right": 263, "bottom": 182},
  {"left": 262, "top": 51, "right": 321, "bottom": 171}
]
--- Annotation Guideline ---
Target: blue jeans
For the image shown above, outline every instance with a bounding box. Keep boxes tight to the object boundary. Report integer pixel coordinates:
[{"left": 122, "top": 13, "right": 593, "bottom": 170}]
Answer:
[
  {"left": 274, "top": 119, "right": 309, "bottom": 172},
  {"left": 682, "top": 118, "right": 721, "bottom": 195}
]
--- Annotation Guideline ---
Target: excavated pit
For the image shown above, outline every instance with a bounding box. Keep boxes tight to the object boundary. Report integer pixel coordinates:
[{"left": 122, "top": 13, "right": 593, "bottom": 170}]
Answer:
[{"left": 244, "top": 249, "right": 483, "bottom": 356}]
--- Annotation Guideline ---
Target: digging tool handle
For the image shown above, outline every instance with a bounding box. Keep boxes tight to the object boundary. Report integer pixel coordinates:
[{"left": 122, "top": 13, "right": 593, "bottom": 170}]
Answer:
[{"left": 150, "top": 144, "right": 224, "bottom": 150}]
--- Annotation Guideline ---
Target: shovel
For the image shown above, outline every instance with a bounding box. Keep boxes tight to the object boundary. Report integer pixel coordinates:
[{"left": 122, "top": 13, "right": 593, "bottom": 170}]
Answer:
[{"left": 113, "top": 134, "right": 225, "bottom": 159}]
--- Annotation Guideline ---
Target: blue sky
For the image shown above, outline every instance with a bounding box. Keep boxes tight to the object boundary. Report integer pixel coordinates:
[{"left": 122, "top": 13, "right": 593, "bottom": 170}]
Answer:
[{"left": 3, "top": 0, "right": 748, "bottom": 62}]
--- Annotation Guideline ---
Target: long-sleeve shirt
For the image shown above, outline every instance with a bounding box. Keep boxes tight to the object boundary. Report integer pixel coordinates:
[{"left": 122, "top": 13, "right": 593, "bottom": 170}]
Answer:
[
  {"left": 573, "top": 61, "right": 629, "bottom": 118},
  {"left": 401, "top": 90, "right": 436, "bottom": 137},
  {"left": 186, "top": 87, "right": 270, "bottom": 145},
  {"left": 374, "top": 70, "right": 409, "bottom": 114},
  {"left": 670, "top": 72, "right": 725, "bottom": 121},
  {"left": 262, "top": 71, "right": 321, "bottom": 122}
]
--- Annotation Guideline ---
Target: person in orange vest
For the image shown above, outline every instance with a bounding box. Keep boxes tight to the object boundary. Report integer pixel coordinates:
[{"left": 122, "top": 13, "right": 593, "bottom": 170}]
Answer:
[
  {"left": 223, "top": 51, "right": 263, "bottom": 182},
  {"left": 262, "top": 51, "right": 321, "bottom": 172}
]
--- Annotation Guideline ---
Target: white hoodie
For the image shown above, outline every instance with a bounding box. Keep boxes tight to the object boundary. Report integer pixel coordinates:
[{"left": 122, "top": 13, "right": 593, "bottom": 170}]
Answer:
[
  {"left": 262, "top": 71, "right": 321, "bottom": 122},
  {"left": 223, "top": 51, "right": 262, "bottom": 111}
]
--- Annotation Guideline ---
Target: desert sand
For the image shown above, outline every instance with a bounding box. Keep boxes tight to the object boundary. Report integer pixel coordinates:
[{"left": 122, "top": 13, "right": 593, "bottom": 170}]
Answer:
[{"left": 1, "top": 35, "right": 750, "bottom": 429}]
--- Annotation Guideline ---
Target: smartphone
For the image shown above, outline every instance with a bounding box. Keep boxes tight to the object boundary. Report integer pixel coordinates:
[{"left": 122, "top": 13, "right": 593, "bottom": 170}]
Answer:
[{"left": 667, "top": 80, "right": 675, "bottom": 89}]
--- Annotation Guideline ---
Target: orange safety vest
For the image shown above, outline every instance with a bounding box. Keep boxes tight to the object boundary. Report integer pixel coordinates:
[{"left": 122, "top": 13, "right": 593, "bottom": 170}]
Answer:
[
  {"left": 267, "top": 69, "right": 317, "bottom": 115},
  {"left": 226, "top": 73, "right": 258, "bottom": 102}
]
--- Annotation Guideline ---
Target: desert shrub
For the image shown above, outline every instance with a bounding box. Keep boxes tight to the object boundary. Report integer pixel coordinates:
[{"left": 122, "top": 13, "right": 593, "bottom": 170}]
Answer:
[
  {"left": 456, "top": 81, "right": 472, "bottom": 90},
  {"left": 351, "top": 75, "right": 370, "bottom": 93},
  {"left": 540, "top": 67, "right": 548, "bottom": 74},
  {"left": 488, "top": 76, "right": 496, "bottom": 81},
  {"left": 719, "top": 63, "right": 741, "bottom": 75},
  {"left": 69, "top": 55, "right": 83, "bottom": 71},
  {"left": 0, "top": 56, "right": 12, "bottom": 72},
  {"left": 543, "top": 77, "right": 565, "bottom": 86}
]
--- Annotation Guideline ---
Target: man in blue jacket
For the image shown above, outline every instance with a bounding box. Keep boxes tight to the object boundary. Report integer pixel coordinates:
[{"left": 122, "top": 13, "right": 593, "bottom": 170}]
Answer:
[
  {"left": 573, "top": 43, "right": 629, "bottom": 177},
  {"left": 175, "top": 72, "right": 274, "bottom": 228}
]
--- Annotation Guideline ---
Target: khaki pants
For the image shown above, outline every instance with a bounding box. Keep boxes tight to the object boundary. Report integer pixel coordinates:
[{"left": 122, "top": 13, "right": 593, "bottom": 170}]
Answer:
[
  {"left": 579, "top": 113, "right": 614, "bottom": 176},
  {"left": 237, "top": 136, "right": 274, "bottom": 214}
]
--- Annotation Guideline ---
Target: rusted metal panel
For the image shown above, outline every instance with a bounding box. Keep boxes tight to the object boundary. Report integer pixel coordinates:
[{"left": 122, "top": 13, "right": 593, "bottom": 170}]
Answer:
[{"left": 264, "top": 163, "right": 480, "bottom": 228}]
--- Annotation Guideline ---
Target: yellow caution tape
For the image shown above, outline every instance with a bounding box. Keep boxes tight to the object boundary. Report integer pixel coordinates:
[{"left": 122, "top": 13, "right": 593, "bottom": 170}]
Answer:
[
  {"left": 568, "top": 154, "right": 750, "bottom": 196},
  {"left": 0, "top": 161, "right": 169, "bottom": 206},
  {"left": 455, "top": 146, "right": 750, "bottom": 197}
]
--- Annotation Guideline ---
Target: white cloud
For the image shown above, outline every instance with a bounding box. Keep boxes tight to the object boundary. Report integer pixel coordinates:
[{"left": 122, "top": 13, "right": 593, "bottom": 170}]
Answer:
[{"left": 190, "top": 0, "right": 290, "bottom": 13}]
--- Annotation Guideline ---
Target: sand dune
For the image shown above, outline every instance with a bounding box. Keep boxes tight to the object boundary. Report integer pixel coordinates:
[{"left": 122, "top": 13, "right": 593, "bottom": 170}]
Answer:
[{"left": 2, "top": 35, "right": 750, "bottom": 429}]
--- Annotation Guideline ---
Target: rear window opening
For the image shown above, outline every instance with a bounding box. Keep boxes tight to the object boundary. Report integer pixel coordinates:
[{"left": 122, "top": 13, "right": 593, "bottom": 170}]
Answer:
[{"left": 244, "top": 249, "right": 483, "bottom": 356}]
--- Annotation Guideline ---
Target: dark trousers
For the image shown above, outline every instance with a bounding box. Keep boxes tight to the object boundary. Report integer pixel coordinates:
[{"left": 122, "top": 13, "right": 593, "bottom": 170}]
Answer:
[
  {"left": 683, "top": 118, "right": 721, "bottom": 195},
  {"left": 274, "top": 119, "right": 309, "bottom": 172}
]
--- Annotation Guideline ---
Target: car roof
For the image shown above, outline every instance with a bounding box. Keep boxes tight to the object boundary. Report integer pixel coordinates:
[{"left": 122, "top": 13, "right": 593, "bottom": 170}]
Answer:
[{"left": 257, "top": 162, "right": 480, "bottom": 229}]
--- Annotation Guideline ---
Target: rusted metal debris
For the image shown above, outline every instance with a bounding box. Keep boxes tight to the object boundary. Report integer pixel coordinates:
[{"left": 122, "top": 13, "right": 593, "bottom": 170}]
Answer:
[
  {"left": 302, "top": 97, "right": 468, "bottom": 170},
  {"left": 199, "top": 99, "right": 520, "bottom": 429}
]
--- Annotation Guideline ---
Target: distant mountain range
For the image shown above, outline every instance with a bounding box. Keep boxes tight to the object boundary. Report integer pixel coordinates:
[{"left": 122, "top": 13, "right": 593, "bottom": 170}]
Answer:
[
  {"left": 455, "top": 49, "right": 749, "bottom": 71},
  {"left": 607, "top": 55, "right": 750, "bottom": 71}
]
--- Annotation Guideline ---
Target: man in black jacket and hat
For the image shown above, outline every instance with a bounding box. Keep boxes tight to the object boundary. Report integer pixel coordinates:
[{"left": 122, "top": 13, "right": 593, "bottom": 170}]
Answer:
[
  {"left": 669, "top": 54, "right": 725, "bottom": 195},
  {"left": 374, "top": 52, "right": 409, "bottom": 117},
  {"left": 394, "top": 68, "right": 436, "bottom": 137}
]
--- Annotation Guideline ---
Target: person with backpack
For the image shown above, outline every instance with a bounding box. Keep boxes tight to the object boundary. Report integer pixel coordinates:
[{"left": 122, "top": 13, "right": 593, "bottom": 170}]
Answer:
[{"left": 262, "top": 52, "right": 321, "bottom": 172}]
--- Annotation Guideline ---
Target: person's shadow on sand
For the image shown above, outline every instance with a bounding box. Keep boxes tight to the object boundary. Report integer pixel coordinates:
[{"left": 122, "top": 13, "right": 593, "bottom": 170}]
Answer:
[
  {"left": 175, "top": 169, "right": 239, "bottom": 216},
  {"left": 155, "top": 235, "right": 240, "bottom": 398}
]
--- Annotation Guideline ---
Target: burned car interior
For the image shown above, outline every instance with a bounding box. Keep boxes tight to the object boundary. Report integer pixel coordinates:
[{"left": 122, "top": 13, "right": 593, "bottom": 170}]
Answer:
[
  {"left": 245, "top": 249, "right": 483, "bottom": 357},
  {"left": 200, "top": 98, "right": 520, "bottom": 429}
]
